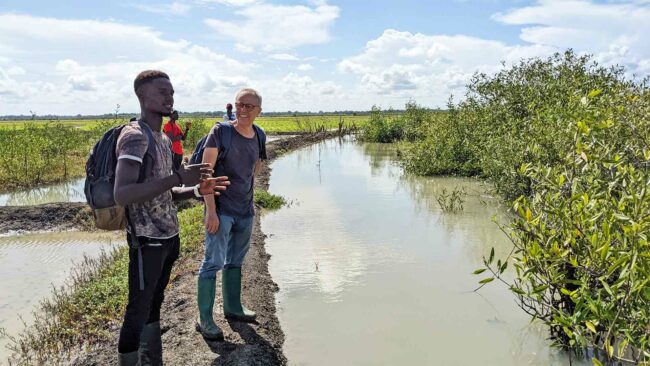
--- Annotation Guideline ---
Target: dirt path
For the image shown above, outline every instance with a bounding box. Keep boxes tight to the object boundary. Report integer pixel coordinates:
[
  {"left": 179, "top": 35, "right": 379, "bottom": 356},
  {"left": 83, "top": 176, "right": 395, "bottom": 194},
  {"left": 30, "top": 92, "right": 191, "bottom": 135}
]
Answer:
[{"left": 58, "top": 132, "right": 343, "bottom": 366}]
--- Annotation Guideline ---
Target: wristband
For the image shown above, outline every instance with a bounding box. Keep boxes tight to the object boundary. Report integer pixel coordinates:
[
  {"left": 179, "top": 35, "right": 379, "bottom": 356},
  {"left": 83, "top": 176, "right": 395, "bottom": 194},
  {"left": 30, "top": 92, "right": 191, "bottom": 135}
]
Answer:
[{"left": 193, "top": 184, "right": 202, "bottom": 198}]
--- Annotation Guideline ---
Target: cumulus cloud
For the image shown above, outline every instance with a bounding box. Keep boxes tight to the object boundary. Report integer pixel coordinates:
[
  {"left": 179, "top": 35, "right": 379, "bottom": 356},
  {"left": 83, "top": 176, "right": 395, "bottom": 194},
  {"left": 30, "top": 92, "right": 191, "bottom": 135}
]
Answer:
[
  {"left": 256, "top": 73, "right": 343, "bottom": 111},
  {"left": 338, "top": 1, "right": 650, "bottom": 108},
  {"left": 492, "top": 0, "right": 650, "bottom": 75},
  {"left": 3, "top": 1, "right": 649, "bottom": 115},
  {"left": 0, "top": 14, "right": 253, "bottom": 114},
  {"left": 0, "top": 14, "right": 187, "bottom": 64},
  {"left": 338, "top": 29, "right": 552, "bottom": 105},
  {"left": 204, "top": 2, "right": 339, "bottom": 51}
]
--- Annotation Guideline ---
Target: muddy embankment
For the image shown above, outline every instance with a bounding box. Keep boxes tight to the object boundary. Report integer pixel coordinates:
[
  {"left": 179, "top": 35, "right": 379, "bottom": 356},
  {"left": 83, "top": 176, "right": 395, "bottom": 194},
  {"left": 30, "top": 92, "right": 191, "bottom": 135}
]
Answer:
[
  {"left": 0, "top": 203, "right": 90, "bottom": 234},
  {"left": 4, "top": 131, "right": 344, "bottom": 366}
]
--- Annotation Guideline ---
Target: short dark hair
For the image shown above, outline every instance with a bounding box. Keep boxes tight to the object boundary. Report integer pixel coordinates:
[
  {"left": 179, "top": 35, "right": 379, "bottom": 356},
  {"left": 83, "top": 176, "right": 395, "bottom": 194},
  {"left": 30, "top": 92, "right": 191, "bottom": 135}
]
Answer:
[{"left": 134, "top": 70, "right": 170, "bottom": 92}]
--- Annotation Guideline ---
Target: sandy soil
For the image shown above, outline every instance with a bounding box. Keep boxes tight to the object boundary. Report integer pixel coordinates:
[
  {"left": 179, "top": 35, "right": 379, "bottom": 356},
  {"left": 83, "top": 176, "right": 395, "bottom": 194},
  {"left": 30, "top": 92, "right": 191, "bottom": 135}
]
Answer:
[{"left": 7, "top": 131, "right": 342, "bottom": 365}]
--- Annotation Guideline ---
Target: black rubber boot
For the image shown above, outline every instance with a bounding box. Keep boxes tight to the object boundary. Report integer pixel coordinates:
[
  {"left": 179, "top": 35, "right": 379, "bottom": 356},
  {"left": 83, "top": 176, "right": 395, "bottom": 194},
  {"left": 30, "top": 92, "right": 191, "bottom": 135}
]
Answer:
[
  {"left": 139, "top": 321, "right": 162, "bottom": 366},
  {"left": 118, "top": 351, "right": 140, "bottom": 366}
]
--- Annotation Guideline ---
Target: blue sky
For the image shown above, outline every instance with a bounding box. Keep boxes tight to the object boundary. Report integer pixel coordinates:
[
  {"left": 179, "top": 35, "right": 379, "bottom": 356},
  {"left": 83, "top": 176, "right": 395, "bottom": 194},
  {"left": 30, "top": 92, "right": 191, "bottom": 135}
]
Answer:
[{"left": 1, "top": 0, "right": 648, "bottom": 115}]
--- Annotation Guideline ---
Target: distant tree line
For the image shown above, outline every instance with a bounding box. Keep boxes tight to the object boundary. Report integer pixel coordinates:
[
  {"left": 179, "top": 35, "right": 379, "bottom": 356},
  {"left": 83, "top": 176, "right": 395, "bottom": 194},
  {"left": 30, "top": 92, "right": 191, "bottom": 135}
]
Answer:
[{"left": 0, "top": 109, "right": 388, "bottom": 121}]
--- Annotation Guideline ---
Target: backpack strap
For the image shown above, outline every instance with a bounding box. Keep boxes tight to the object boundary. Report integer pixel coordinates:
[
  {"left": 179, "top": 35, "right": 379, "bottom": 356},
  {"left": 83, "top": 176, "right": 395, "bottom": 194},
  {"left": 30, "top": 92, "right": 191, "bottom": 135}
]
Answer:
[
  {"left": 137, "top": 120, "right": 157, "bottom": 181},
  {"left": 253, "top": 124, "right": 267, "bottom": 160},
  {"left": 127, "top": 120, "right": 157, "bottom": 291},
  {"left": 216, "top": 121, "right": 234, "bottom": 163}
]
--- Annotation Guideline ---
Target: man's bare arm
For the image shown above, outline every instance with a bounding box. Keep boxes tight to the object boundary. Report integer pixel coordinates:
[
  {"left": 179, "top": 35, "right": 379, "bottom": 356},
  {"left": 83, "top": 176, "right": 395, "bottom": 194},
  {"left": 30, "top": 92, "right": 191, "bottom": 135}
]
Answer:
[{"left": 114, "top": 160, "right": 211, "bottom": 206}]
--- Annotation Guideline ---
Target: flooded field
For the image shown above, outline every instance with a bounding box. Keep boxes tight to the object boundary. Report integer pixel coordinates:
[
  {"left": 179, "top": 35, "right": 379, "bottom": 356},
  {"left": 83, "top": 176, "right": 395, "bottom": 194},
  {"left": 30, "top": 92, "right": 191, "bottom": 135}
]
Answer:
[
  {"left": 0, "top": 135, "right": 295, "bottom": 207},
  {"left": 262, "top": 137, "right": 588, "bottom": 365},
  {"left": 0, "top": 231, "right": 122, "bottom": 363}
]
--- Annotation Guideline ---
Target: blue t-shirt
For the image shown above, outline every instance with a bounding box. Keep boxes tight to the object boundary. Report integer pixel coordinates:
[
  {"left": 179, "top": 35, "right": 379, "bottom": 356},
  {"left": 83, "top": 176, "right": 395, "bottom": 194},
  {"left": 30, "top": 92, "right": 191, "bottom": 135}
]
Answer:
[
  {"left": 205, "top": 123, "right": 262, "bottom": 217},
  {"left": 223, "top": 112, "right": 236, "bottom": 122}
]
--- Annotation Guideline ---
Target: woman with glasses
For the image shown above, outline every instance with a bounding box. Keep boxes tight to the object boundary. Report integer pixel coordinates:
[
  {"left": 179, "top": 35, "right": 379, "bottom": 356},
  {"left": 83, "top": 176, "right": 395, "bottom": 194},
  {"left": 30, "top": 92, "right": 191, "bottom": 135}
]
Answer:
[{"left": 195, "top": 88, "right": 268, "bottom": 340}]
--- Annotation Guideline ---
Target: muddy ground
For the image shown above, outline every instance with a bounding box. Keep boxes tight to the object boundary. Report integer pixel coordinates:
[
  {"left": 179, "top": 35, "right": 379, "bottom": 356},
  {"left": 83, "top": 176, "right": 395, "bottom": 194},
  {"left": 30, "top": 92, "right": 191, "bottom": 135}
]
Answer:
[
  {"left": 3, "top": 132, "right": 342, "bottom": 365},
  {"left": 0, "top": 202, "right": 91, "bottom": 234}
]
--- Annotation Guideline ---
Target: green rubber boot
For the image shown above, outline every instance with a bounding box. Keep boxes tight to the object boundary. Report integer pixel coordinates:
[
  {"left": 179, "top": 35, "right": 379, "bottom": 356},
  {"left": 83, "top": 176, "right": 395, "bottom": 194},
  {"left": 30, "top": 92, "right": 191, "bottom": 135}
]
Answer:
[
  {"left": 196, "top": 277, "right": 224, "bottom": 341},
  {"left": 222, "top": 267, "right": 257, "bottom": 322},
  {"left": 139, "top": 321, "right": 162, "bottom": 366}
]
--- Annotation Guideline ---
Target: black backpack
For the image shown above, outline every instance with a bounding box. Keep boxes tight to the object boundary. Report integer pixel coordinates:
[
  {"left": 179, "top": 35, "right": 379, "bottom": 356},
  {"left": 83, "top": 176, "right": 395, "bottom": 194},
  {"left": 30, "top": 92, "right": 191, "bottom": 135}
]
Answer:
[
  {"left": 84, "top": 120, "right": 154, "bottom": 230},
  {"left": 189, "top": 121, "right": 267, "bottom": 166}
]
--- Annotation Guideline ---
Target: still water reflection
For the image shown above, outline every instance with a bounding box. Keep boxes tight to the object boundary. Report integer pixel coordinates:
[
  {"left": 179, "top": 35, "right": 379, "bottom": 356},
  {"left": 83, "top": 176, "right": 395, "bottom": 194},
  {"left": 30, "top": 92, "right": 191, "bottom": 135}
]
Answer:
[
  {"left": 0, "top": 178, "right": 86, "bottom": 206},
  {"left": 0, "top": 231, "right": 122, "bottom": 363},
  {"left": 262, "top": 137, "right": 587, "bottom": 365}
]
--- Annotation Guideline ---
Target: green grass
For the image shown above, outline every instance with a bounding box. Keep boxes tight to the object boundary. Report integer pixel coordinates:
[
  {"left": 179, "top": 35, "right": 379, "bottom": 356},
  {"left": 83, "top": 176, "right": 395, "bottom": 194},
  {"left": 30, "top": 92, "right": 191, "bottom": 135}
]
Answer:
[
  {"left": 0, "top": 114, "right": 369, "bottom": 132},
  {"left": 0, "top": 119, "right": 122, "bottom": 130},
  {"left": 0, "top": 114, "right": 369, "bottom": 193},
  {"left": 254, "top": 190, "right": 287, "bottom": 210}
]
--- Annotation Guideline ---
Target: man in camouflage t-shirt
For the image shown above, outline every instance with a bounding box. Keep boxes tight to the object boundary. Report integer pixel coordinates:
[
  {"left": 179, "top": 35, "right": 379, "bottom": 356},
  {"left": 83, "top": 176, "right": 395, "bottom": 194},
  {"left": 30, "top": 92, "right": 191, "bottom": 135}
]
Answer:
[{"left": 113, "top": 70, "right": 229, "bottom": 366}]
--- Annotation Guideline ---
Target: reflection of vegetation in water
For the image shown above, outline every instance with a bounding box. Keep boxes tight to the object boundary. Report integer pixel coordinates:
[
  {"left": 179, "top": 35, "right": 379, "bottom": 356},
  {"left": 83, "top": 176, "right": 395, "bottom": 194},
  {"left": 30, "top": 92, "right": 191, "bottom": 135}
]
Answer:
[
  {"left": 360, "top": 139, "right": 514, "bottom": 265},
  {"left": 2, "top": 179, "right": 85, "bottom": 205},
  {"left": 436, "top": 187, "right": 465, "bottom": 213},
  {"left": 398, "top": 173, "right": 513, "bottom": 264},
  {"left": 359, "top": 142, "right": 402, "bottom": 179}
]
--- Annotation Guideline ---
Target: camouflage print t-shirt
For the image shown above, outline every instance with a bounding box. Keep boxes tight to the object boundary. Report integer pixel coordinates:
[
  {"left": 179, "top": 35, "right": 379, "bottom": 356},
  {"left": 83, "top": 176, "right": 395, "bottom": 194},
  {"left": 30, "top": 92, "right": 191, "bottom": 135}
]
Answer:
[{"left": 115, "top": 121, "right": 179, "bottom": 238}]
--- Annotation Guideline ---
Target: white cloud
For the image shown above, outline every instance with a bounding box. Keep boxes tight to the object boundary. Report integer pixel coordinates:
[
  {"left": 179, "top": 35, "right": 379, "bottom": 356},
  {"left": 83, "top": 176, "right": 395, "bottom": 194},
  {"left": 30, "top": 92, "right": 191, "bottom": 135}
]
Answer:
[
  {"left": 270, "top": 53, "right": 301, "bottom": 61},
  {"left": 67, "top": 74, "right": 99, "bottom": 91},
  {"left": 2, "top": 1, "right": 649, "bottom": 115},
  {"left": 0, "top": 14, "right": 253, "bottom": 115},
  {"left": 492, "top": 0, "right": 650, "bottom": 75},
  {"left": 0, "top": 14, "right": 187, "bottom": 64},
  {"left": 255, "top": 73, "right": 343, "bottom": 111},
  {"left": 338, "top": 29, "right": 552, "bottom": 105},
  {"left": 204, "top": 2, "right": 339, "bottom": 51},
  {"left": 132, "top": 2, "right": 192, "bottom": 16},
  {"left": 339, "top": 1, "right": 650, "bottom": 108}
]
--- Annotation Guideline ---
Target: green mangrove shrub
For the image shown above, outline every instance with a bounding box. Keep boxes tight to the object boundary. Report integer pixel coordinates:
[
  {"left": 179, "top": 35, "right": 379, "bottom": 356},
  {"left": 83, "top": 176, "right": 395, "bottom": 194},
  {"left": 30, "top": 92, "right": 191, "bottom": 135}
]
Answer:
[
  {"left": 358, "top": 106, "right": 404, "bottom": 143},
  {"left": 477, "top": 87, "right": 649, "bottom": 364}
]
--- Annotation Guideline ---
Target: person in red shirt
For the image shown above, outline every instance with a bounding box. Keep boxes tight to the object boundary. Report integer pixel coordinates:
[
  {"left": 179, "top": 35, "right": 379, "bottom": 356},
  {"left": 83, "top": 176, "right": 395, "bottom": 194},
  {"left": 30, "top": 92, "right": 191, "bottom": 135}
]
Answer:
[{"left": 163, "top": 110, "right": 191, "bottom": 170}]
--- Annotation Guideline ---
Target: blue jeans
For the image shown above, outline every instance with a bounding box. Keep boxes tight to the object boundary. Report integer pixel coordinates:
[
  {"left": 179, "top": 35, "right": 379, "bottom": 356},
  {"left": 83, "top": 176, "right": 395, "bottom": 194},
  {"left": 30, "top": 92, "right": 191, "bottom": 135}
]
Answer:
[{"left": 198, "top": 214, "right": 254, "bottom": 279}]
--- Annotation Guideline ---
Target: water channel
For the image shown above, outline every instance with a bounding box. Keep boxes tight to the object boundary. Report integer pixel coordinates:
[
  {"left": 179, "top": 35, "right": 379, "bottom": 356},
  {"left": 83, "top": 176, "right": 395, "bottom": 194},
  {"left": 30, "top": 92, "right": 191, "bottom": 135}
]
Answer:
[
  {"left": 0, "top": 231, "right": 122, "bottom": 363},
  {"left": 262, "top": 137, "right": 588, "bottom": 365}
]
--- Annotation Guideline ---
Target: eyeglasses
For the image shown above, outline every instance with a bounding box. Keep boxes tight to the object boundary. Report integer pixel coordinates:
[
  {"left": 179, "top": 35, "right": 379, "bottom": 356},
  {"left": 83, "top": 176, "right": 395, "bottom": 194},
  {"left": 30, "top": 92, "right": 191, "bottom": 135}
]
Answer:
[{"left": 235, "top": 102, "right": 258, "bottom": 111}]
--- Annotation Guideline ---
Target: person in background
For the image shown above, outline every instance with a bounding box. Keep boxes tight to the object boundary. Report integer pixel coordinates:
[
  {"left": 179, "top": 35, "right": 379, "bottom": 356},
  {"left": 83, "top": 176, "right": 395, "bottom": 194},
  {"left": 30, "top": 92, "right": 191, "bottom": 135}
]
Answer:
[
  {"left": 163, "top": 110, "right": 191, "bottom": 171},
  {"left": 223, "top": 103, "right": 236, "bottom": 122}
]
